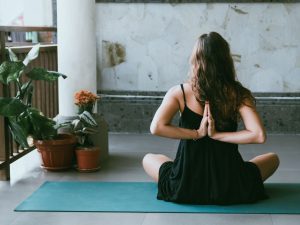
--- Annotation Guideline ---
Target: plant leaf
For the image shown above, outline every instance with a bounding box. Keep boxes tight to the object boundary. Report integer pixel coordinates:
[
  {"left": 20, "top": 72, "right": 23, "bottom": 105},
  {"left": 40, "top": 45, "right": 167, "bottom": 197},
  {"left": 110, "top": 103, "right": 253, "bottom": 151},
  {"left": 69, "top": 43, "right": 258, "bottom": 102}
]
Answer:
[
  {"left": 23, "top": 43, "right": 40, "bottom": 66},
  {"left": 0, "top": 61, "right": 25, "bottom": 84},
  {"left": 82, "top": 127, "right": 98, "bottom": 134},
  {"left": 16, "top": 80, "right": 32, "bottom": 99},
  {"left": 8, "top": 48, "right": 19, "bottom": 62},
  {"left": 26, "top": 68, "right": 67, "bottom": 81},
  {"left": 17, "top": 111, "right": 32, "bottom": 135},
  {"left": 26, "top": 84, "right": 34, "bottom": 106},
  {"left": 8, "top": 117, "right": 29, "bottom": 148},
  {"left": 79, "top": 111, "right": 97, "bottom": 127},
  {"left": 21, "top": 80, "right": 32, "bottom": 93},
  {"left": 53, "top": 121, "right": 71, "bottom": 130},
  {"left": 71, "top": 119, "right": 83, "bottom": 131},
  {"left": 0, "top": 97, "right": 27, "bottom": 116},
  {"left": 27, "top": 108, "right": 57, "bottom": 140}
]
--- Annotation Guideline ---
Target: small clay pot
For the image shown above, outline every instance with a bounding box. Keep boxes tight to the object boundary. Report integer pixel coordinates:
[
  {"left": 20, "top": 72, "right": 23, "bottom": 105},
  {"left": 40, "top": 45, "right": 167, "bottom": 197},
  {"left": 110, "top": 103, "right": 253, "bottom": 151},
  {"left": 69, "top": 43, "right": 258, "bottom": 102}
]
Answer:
[{"left": 76, "top": 147, "right": 101, "bottom": 172}]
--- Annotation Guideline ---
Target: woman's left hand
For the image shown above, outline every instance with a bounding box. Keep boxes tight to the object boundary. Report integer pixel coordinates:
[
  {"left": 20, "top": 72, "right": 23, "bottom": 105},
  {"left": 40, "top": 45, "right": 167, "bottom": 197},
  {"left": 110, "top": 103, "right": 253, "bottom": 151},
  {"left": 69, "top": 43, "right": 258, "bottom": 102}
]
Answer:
[{"left": 207, "top": 103, "right": 216, "bottom": 138}]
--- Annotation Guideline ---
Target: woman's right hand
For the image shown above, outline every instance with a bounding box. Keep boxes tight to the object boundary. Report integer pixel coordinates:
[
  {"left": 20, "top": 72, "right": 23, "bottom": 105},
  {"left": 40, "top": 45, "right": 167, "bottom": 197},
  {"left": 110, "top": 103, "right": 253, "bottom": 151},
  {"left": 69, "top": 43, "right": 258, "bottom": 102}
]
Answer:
[{"left": 195, "top": 103, "right": 208, "bottom": 138}]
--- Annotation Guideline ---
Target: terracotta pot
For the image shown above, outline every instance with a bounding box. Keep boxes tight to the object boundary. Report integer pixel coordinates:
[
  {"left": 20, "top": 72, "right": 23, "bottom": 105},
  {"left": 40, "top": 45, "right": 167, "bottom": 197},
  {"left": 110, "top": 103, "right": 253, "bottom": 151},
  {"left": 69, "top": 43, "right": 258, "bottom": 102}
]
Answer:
[
  {"left": 76, "top": 147, "right": 101, "bottom": 172},
  {"left": 34, "top": 134, "right": 77, "bottom": 171}
]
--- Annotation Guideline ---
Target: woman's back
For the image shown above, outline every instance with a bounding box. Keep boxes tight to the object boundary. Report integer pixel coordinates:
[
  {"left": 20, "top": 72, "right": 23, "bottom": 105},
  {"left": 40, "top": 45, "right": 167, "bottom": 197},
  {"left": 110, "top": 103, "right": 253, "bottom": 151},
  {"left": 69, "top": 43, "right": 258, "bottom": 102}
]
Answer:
[
  {"left": 177, "top": 83, "right": 204, "bottom": 116},
  {"left": 143, "top": 32, "right": 279, "bottom": 206},
  {"left": 157, "top": 84, "right": 267, "bottom": 205}
]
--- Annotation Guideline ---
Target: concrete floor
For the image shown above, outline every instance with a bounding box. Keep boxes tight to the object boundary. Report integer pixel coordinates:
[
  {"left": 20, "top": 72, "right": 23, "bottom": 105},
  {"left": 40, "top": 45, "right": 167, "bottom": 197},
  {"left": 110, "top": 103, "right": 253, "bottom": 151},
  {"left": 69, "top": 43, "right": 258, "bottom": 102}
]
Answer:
[{"left": 0, "top": 133, "right": 300, "bottom": 225}]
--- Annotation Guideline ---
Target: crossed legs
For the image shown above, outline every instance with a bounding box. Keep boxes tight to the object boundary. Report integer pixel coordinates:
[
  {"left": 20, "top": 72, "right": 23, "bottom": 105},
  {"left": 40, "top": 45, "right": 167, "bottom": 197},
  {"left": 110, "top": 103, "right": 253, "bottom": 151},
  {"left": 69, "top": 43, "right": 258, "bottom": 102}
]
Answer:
[
  {"left": 142, "top": 152, "right": 280, "bottom": 183},
  {"left": 142, "top": 153, "right": 172, "bottom": 182},
  {"left": 250, "top": 152, "right": 280, "bottom": 181}
]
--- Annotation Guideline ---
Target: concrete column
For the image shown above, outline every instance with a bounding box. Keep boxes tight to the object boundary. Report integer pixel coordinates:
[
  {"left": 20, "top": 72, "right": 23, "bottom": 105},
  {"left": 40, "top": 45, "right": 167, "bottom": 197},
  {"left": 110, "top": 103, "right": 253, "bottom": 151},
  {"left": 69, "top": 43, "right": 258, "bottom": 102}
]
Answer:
[
  {"left": 57, "top": 0, "right": 96, "bottom": 116},
  {"left": 56, "top": 0, "right": 108, "bottom": 162}
]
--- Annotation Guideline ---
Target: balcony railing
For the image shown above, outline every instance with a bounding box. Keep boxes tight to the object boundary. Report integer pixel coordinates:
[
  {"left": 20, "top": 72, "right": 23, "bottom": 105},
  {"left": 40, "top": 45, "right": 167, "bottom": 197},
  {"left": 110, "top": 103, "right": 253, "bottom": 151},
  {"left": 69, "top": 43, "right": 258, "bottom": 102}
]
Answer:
[{"left": 0, "top": 26, "right": 58, "bottom": 180}]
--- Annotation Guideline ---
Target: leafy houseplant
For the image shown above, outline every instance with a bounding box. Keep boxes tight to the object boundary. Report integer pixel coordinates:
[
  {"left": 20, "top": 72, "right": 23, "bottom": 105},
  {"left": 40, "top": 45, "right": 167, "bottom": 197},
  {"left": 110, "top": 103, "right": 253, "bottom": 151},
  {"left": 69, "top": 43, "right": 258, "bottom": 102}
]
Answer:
[
  {"left": 70, "top": 110, "right": 98, "bottom": 148},
  {"left": 0, "top": 44, "right": 77, "bottom": 170},
  {"left": 71, "top": 90, "right": 101, "bottom": 172}
]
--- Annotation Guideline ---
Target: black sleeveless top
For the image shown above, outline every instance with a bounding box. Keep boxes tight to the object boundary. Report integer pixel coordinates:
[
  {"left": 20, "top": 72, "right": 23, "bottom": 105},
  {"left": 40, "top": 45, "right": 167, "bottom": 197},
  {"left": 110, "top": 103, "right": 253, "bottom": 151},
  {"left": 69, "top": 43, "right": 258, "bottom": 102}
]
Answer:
[{"left": 157, "top": 84, "right": 267, "bottom": 205}]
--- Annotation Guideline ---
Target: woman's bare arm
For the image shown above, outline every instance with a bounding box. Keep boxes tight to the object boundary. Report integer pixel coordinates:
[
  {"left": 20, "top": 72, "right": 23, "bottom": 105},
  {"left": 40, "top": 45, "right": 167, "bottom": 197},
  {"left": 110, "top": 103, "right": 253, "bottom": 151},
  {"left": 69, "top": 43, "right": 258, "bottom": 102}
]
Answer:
[
  {"left": 209, "top": 100, "right": 266, "bottom": 144},
  {"left": 150, "top": 86, "right": 207, "bottom": 140}
]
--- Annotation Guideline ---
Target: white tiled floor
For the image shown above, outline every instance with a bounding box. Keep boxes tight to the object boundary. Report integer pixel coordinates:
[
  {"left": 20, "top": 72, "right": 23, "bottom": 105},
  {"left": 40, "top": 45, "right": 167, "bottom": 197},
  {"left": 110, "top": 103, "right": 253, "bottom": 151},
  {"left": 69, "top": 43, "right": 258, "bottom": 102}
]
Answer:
[{"left": 0, "top": 133, "right": 299, "bottom": 225}]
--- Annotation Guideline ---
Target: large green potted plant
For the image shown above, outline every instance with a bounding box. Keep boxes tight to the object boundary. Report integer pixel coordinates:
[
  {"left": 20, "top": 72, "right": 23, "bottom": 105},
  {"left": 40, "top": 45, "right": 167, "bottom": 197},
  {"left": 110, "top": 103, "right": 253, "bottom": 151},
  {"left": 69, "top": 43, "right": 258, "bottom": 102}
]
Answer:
[{"left": 0, "top": 44, "right": 77, "bottom": 170}]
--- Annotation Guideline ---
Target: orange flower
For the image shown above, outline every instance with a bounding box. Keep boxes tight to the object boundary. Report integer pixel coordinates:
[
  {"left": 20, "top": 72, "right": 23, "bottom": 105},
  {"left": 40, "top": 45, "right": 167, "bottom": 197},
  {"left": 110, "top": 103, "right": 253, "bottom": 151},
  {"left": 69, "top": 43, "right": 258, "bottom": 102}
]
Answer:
[{"left": 74, "top": 90, "right": 100, "bottom": 107}]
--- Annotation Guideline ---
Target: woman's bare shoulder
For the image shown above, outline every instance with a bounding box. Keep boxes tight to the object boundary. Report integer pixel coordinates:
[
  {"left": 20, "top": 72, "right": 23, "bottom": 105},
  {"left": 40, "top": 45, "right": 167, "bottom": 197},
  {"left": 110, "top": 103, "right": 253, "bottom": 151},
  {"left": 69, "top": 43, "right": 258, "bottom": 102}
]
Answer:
[
  {"left": 182, "top": 82, "right": 192, "bottom": 91},
  {"left": 162, "top": 85, "right": 184, "bottom": 110},
  {"left": 165, "top": 84, "right": 182, "bottom": 98}
]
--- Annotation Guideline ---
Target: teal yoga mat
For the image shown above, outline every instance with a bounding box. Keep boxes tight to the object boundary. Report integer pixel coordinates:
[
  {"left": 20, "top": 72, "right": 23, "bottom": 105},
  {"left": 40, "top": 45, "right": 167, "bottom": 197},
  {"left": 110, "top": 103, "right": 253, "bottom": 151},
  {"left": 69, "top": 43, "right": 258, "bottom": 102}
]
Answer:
[{"left": 15, "top": 182, "right": 300, "bottom": 214}]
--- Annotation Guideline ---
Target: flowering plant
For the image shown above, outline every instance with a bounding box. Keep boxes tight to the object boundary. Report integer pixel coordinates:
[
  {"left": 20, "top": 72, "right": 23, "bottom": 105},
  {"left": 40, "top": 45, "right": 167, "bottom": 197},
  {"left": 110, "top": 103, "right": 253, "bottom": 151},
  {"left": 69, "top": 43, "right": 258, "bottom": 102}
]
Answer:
[
  {"left": 74, "top": 90, "right": 99, "bottom": 114},
  {"left": 71, "top": 90, "right": 100, "bottom": 147}
]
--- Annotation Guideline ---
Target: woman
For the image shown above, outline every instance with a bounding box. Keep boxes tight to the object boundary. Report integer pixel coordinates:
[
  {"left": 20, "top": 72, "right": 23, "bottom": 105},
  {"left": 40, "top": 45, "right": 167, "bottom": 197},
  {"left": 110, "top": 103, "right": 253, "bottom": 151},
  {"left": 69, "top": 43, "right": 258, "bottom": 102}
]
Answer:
[{"left": 142, "top": 32, "right": 279, "bottom": 205}]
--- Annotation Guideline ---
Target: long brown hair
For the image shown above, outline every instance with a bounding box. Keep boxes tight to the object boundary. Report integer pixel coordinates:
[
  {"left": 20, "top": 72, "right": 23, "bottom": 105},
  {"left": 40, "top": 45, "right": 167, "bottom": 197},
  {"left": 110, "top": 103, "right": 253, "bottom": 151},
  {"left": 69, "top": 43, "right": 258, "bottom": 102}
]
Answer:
[{"left": 190, "top": 32, "right": 255, "bottom": 130}]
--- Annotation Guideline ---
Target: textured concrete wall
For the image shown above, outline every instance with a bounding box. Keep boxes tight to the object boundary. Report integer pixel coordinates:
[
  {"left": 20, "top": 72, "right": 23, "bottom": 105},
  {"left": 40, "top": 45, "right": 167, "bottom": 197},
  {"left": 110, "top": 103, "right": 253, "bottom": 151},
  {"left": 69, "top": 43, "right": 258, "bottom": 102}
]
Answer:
[
  {"left": 96, "top": 3, "right": 300, "bottom": 92},
  {"left": 97, "top": 92, "right": 300, "bottom": 133}
]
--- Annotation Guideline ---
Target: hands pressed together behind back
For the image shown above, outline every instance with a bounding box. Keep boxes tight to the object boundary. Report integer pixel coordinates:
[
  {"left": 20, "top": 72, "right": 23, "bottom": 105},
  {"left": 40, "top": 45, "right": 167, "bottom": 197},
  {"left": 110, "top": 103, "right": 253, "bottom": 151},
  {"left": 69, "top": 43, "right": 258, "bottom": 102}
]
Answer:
[{"left": 195, "top": 102, "right": 216, "bottom": 139}]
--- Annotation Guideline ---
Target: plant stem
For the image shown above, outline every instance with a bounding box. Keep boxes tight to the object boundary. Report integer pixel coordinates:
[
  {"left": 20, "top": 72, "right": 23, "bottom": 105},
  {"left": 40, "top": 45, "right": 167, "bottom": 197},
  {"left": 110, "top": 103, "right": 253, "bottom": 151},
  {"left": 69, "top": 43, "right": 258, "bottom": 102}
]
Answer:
[
  {"left": 26, "top": 80, "right": 33, "bottom": 107},
  {"left": 16, "top": 79, "right": 22, "bottom": 99}
]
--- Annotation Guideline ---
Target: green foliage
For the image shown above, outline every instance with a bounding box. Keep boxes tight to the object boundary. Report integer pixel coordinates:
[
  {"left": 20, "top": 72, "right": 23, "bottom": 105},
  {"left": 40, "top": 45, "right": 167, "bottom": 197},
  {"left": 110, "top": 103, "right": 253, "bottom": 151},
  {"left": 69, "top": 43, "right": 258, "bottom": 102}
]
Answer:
[
  {"left": 8, "top": 117, "right": 29, "bottom": 148},
  {"left": 79, "top": 111, "right": 97, "bottom": 127},
  {"left": 26, "top": 108, "right": 57, "bottom": 140},
  {"left": 0, "top": 61, "right": 25, "bottom": 84},
  {"left": 16, "top": 80, "right": 33, "bottom": 104},
  {"left": 8, "top": 48, "right": 18, "bottom": 62},
  {"left": 27, "top": 68, "right": 67, "bottom": 81},
  {"left": 68, "top": 111, "right": 98, "bottom": 147},
  {"left": 0, "top": 97, "right": 27, "bottom": 116},
  {"left": 0, "top": 45, "right": 67, "bottom": 148}
]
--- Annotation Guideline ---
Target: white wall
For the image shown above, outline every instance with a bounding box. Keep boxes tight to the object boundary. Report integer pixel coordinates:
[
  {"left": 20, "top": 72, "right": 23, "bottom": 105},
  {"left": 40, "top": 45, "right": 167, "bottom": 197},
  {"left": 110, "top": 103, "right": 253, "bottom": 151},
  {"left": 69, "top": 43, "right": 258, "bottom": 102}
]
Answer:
[
  {"left": 0, "top": 0, "right": 52, "bottom": 26},
  {"left": 96, "top": 3, "right": 300, "bottom": 92}
]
